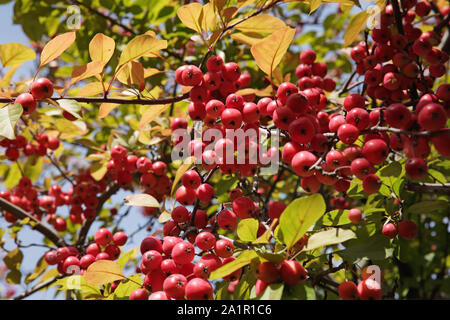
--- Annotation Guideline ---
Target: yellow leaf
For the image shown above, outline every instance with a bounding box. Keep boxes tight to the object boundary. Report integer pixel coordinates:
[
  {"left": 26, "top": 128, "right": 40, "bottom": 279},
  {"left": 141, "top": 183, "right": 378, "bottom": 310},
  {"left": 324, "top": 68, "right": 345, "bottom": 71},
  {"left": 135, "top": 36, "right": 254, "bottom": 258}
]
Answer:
[
  {"left": 0, "top": 43, "right": 36, "bottom": 68},
  {"left": 124, "top": 193, "right": 160, "bottom": 207},
  {"left": 158, "top": 211, "right": 172, "bottom": 223},
  {"left": 71, "top": 61, "right": 105, "bottom": 85},
  {"left": 171, "top": 156, "right": 196, "bottom": 196},
  {"left": 232, "top": 14, "right": 286, "bottom": 34},
  {"left": 84, "top": 260, "right": 124, "bottom": 286},
  {"left": 90, "top": 160, "right": 108, "bottom": 181},
  {"left": 40, "top": 32, "right": 76, "bottom": 68},
  {"left": 145, "top": 30, "right": 157, "bottom": 37},
  {"left": 139, "top": 104, "right": 169, "bottom": 129},
  {"left": 309, "top": 0, "right": 322, "bottom": 13},
  {"left": 230, "top": 32, "right": 265, "bottom": 46},
  {"left": 344, "top": 10, "right": 370, "bottom": 47},
  {"left": 117, "top": 35, "right": 167, "bottom": 69},
  {"left": 98, "top": 103, "right": 119, "bottom": 118},
  {"left": 117, "top": 61, "right": 144, "bottom": 87},
  {"left": 78, "top": 82, "right": 105, "bottom": 97},
  {"left": 89, "top": 33, "right": 115, "bottom": 65},
  {"left": 253, "top": 219, "right": 278, "bottom": 244},
  {"left": 200, "top": 2, "right": 217, "bottom": 32},
  {"left": 144, "top": 68, "right": 164, "bottom": 78},
  {"left": 250, "top": 26, "right": 296, "bottom": 77},
  {"left": 177, "top": 3, "right": 203, "bottom": 33}
]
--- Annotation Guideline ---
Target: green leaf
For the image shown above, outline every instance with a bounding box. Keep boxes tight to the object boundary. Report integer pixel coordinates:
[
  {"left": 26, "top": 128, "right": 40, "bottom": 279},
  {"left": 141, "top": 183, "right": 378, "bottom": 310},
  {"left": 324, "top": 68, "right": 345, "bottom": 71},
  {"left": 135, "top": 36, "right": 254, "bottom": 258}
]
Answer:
[
  {"left": 109, "top": 275, "right": 142, "bottom": 300},
  {"left": 209, "top": 250, "right": 258, "bottom": 280},
  {"left": 0, "top": 103, "right": 23, "bottom": 140},
  {"left": 303, "top": 228, "right": 357, "bottom": 252},
  {"left": 25, "top": 254, "right": 48, "bottom": 284},
  {"left": 406, "top": 200, "right": 449, "bottom": 215},
  {"left": 254, "top": 282, "right": 284, "bottom": 300},
  {"left": 378, "top": 161, "right": 402, "bottom": 177},
  {"left": 321, "top": 209, "right": 351, "bottom": 226},
  {"left": 116, "top": 248, "right": 139, "bottom": 269},
  {"left": 4, "top": 162, "right": 21, "bottom": 189},
  {"left": 337, "top": 234, "right": 393, "bottom": 263},
  {"left": 237, "top": 218, "right": 259, "bottom": 242},
  {"left": 24, "top": 156, "right": 43, "bottom": 182},
  {"left": 276, "top": 194, "right": 326, "bottom": 249}
]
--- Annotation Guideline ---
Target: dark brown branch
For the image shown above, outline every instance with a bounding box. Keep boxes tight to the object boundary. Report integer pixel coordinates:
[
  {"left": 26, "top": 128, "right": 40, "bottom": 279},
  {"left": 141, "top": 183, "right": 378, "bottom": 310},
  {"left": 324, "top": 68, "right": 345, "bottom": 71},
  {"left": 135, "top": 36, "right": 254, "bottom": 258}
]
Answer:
[
  {"left": 13, "top": 274, "right": 67, "bottom": 300},
  {"left": 405, "top": 182, "right": 450, "bottom": 195},
  {"left": 391, "top": 0, "right": 404, "bottom": 35},
  {"left": 0, "top": 198, "right": 67, "bottom": 247},
  {"left": 0, "top": 93, "right": 189, "bottom": 106},
  {"left": 76, "top": 182, "right": 120, "bottom": 248}
]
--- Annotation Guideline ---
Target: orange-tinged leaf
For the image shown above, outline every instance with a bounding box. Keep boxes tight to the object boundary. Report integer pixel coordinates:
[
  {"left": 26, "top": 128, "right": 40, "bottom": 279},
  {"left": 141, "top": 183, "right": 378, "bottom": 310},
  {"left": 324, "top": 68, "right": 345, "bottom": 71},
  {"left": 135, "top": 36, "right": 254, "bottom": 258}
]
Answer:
[
  {"left": 344, "top": 10, "right": 370, "bottom": 47},
  {"left": 78, "top": 82, "right": 105, "bottom": 97},
  {"left": 230, "top": 32, "right": 265, "bottom": 46},
  {"left": 232, "top": 14, "right": 286, "bottom": 34},
  {"left": 117, "top": 35, "right": 167, "bottom": 68},
  {"left": 250, "top": 26, "right": 296, "bottom": 77},
  {"left": 139, "top": 104, "right": 169, "bottom": 129},
  {"left": 84, "top": 260, "right": 124, "bottom": 286},
  {"left": 0, "top": 43, "right": 36, "bottom": 68},
  {"left": 177, "top": 3, "right": 203, "bottom": 33},
  {"left": 117, "top": 61, "right": 144, "bottom": 86},
  {"left": 200, "top": 2, "right": 217, "bottom": 32},
  {"left": 144, "top": 30, "right": 157, "bottom": 37},
  {"left": 144, "top": 68, "right": 164, "bottom": 78},
  {"left": 71, "top": 61, "right": 105, "bottom": 85},
  {"left": 40, "top": 32, "right": 76, "bottom": 68},
  {"left": 89, "top": 33, "right": 115, "bottom": 64},
  {"left": 98, "top": 103, "right": 119, "bottom": 118}
]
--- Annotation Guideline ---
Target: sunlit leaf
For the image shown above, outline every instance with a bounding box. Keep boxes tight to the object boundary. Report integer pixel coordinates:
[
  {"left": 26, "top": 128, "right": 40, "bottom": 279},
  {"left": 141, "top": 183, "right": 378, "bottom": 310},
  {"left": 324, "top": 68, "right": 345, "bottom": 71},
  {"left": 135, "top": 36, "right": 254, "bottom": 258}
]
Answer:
[
  {"left": 89, "top": 33, "right": 115, "bottom": 64},
  {"left": 40, "top": 31, "right": 76, "bottom": 68},
  {"left": 139, "top": 104, "right": 169, "bottom": 129},
  {"left": 170, "top": 156, "right": 196, "bottom": 196},
  {"left": 124, "top": 193, "right": 160, "bottom": 207},
  {"left": 237, "top": 218, "right": 259, "bottom": 242},
  {"left": 276, "top": 194, "right": 326, "bottom": 249},
  {"left": 250, "top": 26, "right": 295, "bottom": 77},
  {"left": 0, "top": 103, "right": 23, "bottom": 140},
  {"left": 232, "top": 14, "right": 285, "bottom": 34},
  {"left": 0, "top": 42, "right": 36, "bottom": 68},
  {"left": 71, "top": 61, "right": 105, "bottom": 85},
  {"left": 209, "top": 250, "right": 258, "bottom": 280},
  {"left": 177, "top": 3, "right": 203, "bottom": 33},
  {"left": 344, "top": 10, "right": 370, "bottom": 46},
  {"left": 84, "top": 260, "right": 124, "bottom": 286},
  {"left": 303, "top": 228, "right": 356, "bottom": 251},
  {"left": 98, "top": 103, "right": 120, "bottom": 118},
  {"left": 117, "top": 35, "right": 167, "bottom": 69}
]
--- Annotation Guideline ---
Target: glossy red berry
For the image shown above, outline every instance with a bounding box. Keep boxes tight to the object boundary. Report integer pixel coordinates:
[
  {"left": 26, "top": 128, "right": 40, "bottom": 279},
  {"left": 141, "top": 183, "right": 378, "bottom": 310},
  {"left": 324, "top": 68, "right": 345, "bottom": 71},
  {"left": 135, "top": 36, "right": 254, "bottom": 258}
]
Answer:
[{"left": 30, "top": 78, "right": 54, "bottom": 100}]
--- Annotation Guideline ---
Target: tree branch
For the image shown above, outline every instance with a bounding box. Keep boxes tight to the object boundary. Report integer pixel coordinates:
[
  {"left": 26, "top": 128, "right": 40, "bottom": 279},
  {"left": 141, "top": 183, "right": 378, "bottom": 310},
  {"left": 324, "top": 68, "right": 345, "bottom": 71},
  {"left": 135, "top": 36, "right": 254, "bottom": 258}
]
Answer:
[
  {"left": 405, "top": 182, "right": 450, "bottom": 195},
  {"left": 13, "top": 274, "right": 67, "bottom": 300},
  {"left": 0, "top": 198, "right": 67, "bottom": 247},
  {"left": 76, "top": 182, "right": 120, "bottom": 248}
]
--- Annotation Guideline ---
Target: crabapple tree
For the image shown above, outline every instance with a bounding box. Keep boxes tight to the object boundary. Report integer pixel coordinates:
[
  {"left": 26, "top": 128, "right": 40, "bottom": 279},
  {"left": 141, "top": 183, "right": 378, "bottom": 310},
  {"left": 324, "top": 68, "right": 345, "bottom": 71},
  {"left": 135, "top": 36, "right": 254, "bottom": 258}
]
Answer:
[{"left": 0, "top": 0, "right": 449, "bottom": 300}]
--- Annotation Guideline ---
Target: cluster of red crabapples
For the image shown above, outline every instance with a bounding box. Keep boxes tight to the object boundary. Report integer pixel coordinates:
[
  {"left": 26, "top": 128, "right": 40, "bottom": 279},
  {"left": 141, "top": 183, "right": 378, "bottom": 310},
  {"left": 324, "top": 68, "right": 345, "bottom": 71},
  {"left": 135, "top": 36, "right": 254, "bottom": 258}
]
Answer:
[
  {"left": 44, "top": 228, "right": 128, "bottom": 275},
  {"left": 127, "top": 228, "right": 308, "bottom": 300}
]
